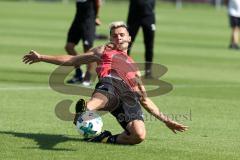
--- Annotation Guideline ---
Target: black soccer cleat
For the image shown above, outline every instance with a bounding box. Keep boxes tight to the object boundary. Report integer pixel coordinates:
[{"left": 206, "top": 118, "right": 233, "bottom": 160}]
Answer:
[
  {"left": 87, "top": 130, "right": 112, "bottom": 143},
  {"left": 67, "top": 77, "right": 83, "bottom": 84},
  {"left": 73, "top": 99, "right": 86, "bottom": 125},
  {"left": 229, "top": 43, "right": 240, "bottom": 50},
  {"left": 67, "top": 68, "right": 83, "bottom": 84}
]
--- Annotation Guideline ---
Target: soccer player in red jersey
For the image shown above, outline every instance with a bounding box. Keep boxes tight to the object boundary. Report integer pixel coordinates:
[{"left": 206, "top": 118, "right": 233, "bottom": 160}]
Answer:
[{"left": 23, "top": 21, "right": 188, "bottom": 145}]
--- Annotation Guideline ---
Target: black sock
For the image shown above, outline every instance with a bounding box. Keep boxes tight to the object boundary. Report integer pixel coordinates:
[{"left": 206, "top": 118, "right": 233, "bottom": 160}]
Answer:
[
  {"left": 75, "top": 68, "right": 82, "bottom": 79},
  {"left": 107, "top": 134, "right": 119, "bottom": 144}
]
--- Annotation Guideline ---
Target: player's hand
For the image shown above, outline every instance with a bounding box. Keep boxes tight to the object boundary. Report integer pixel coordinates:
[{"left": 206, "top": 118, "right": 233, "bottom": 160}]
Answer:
[
  {"left": 164, "top": 119, "right": 188, "bottom": 134},
  {"left": 95, "top": 18, "right": 101, "bottom": 26},
  {"left": 22, "top": 50, "right": 41, "bottom": 64}
]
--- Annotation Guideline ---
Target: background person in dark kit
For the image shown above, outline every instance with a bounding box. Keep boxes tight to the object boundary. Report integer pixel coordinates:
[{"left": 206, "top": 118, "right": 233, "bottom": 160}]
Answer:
[
  {"left": 65, "top": 0, "right": 102, "bottom": 86},
  {"left": 127, "top": 0, "right": 156, "bottom": 78}
]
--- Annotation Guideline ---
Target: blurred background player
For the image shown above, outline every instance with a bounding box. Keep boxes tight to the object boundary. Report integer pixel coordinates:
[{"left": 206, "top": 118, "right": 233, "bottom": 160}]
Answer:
[
  {"left": 225, "top": 0, "right": 240, "bottom": 50},
  {"left": 65, "top": 0, "right": 101, "bottom": 86},
  {"left": 127, "top": 0, "right": 156, "bottom": 78}
]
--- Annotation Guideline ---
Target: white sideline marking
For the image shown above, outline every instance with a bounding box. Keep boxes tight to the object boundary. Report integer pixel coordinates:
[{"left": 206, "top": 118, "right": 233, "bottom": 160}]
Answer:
[
  {"left": 0, "top": 86, "right": 50, "bottom": 91},
  {"left": 174, "top": 84, "right": 240, "bottom": 88},
  {"left": 0, "top": 84, "right": 239, "bottom": 91}
]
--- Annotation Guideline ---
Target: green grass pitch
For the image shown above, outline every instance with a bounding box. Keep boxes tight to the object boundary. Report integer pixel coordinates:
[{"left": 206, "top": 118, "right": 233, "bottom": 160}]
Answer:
[{"left": 0, "top": 1, "right": 240, "bottom": 159}]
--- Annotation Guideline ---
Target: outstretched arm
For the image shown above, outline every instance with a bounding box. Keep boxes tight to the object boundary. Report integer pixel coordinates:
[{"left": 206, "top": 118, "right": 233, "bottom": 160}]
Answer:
[
  {"left": 136, "top": 72, "right": 188, "bottom": 133},
  {"left": 22, "top": 46, "right": 103, "bottom": 66},
  {"left": 140, "top": 96, "right": 188, "bottom": 133}
]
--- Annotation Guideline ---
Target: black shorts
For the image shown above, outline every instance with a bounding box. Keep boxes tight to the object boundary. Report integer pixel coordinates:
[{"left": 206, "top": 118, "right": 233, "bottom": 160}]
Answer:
[
  {"left": 128, "top": 14, "right": 155, "bottom": 28},
  {"left": 93, "top": 77, "right": 144, "bottom": 133},
  {"left": 67, "top": 17, "right": 95, "bottom": 48},
  {"left": 229, "top": 15, "right": 240, "bottom": 28}
]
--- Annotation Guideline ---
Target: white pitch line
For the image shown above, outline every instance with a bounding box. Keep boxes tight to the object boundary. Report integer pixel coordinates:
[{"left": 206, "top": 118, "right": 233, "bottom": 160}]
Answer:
[
  {"left": 174, "top": 84, "right": 240, "bottom": 88},
  {"left": 0, "top": 84, "right": 239, "bottom": 91},
  {"left": 0, "top": 86, "right": 50, "bottom": 91}
]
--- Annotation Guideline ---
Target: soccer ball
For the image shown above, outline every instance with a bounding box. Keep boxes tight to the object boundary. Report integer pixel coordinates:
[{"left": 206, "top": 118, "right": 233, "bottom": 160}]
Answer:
[{"left": 76, "top": 111, "right": 103, "bottom": 138}]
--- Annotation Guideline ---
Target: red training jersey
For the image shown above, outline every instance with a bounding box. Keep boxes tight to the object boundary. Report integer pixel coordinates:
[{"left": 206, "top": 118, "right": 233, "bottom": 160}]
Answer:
[{"left": 96, "top": 46, "right": 139, "bottom": 91}]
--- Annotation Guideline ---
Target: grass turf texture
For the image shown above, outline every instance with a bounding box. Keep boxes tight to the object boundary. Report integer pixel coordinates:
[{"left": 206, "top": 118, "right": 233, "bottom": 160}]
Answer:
[{"left": 0, "top": 1, "right": 240, "bottom": 160}]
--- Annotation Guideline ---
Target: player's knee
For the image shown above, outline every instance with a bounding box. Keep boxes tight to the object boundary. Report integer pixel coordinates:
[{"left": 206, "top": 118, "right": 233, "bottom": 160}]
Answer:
[
  {"left": 127, "top": 120, "right": 146, "bottom": 144},
  {"left": 83, "top": 45, "right": 92, "bottom": 52},
  {"left": 64, "top": 44, "right": 69, "bottom": 51},
  {"left": 65, "top": 44, "right": 74, "bottom": 54},
  {"left": 131, "top": 130, "right": 146, "bottom": 144}
]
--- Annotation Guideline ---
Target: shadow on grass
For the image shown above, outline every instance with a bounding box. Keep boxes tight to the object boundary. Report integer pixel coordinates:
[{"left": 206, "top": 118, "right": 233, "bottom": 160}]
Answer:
[{"left": 0, "top": 131, "right": 84, "bottom": 151}]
